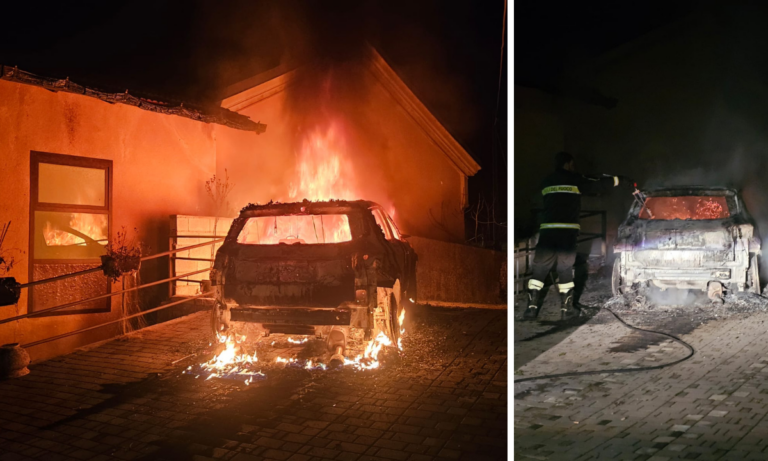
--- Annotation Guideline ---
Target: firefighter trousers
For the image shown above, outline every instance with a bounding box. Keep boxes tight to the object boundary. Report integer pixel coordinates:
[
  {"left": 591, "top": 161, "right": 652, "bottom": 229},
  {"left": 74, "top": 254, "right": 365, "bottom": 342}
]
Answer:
[{"left": 528, "top": 229, "right": 578, "bottom": 292}]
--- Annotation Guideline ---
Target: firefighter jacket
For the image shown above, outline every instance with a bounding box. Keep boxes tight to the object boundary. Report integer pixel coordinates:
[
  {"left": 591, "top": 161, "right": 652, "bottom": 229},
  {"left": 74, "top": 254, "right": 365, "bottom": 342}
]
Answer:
[{"left": 539, "top": 169, "right": 618, "bottom": 231}]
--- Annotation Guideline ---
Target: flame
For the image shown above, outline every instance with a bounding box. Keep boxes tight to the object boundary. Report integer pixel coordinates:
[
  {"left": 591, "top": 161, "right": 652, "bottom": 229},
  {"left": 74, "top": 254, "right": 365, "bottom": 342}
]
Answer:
[
  {"left": 288, "top": 337, "right": 308, "bottom": 344},
  {"left": 289, "top": 123, "right": 354, "bottom": 202},
  {"left": 238, "top": 215, "right": 351, "bottom": 245},
  {"left": 43, "top": 213, "right": 108, "bottom": 247},
  {"left": 397, "top": 306, "right": 406, "bottom": 351},
  {"left": 196, "top": 334, "right": 263, "bottom": 384},
  {"left": 344, "top": 331, "right": 394, "bottom": 370}
]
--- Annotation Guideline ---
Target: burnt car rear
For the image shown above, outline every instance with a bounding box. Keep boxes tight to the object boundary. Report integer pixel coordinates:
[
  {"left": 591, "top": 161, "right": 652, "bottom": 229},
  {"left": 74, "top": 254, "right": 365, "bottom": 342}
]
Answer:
[
  {"left": 210, "top": 200, "right": 416, "bottom": 353},
  {"left": 613, "top": 187, "right": 761, "bottom": 297}
]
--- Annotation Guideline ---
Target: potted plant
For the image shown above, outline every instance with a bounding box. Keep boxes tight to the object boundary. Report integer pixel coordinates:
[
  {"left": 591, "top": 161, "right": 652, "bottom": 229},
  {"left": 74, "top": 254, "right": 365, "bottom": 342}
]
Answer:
[{"left": 101, "top": 227, "right": 143, "bottom": 281}]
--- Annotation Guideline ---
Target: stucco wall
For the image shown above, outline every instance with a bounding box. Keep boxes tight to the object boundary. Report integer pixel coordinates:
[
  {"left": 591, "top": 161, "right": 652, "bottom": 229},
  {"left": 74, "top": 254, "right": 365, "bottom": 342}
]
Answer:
[
  {"left": 409, "top": 236, "right": 505, "bottom": 306},
  {"left": 0, "top": 79, "right": 232, "bottom": 362}
]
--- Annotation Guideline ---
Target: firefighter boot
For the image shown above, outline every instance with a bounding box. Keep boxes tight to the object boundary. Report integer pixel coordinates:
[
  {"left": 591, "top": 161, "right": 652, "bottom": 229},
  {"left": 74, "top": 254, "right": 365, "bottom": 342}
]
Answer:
[
  {"left": 560, "top": 288, "right": 580, "bottom": 321},
  {"left": 522, "top": 289, "right": 541, "bottom": 320}
]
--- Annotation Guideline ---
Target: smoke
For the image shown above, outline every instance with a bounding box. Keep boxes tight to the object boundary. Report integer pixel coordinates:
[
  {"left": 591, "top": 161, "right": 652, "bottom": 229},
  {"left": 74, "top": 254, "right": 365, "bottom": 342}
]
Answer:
[{"left": 645, "top": 288, "right": 700, "bottom": 306}]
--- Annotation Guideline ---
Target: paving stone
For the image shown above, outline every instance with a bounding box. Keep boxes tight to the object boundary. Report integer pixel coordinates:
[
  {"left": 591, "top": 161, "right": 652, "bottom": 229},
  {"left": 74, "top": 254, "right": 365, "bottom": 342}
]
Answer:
[
  {"left": 515, "top": 292, "right": 768, "bottom": 460},
  {"left": 0, "top": 306, "right": 507, "bottom": 461}
]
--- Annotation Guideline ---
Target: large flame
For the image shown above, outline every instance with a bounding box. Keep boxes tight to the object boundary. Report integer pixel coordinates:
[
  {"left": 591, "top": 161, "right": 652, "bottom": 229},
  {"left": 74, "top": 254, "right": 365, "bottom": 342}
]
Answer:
[{"left": 289, "top": 122, "right": 354, "bottom": 201}]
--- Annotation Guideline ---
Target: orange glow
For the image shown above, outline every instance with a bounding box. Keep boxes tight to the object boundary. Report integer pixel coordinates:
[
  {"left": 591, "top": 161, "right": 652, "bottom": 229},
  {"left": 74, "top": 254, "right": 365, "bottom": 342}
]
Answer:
[
  {"left": 43, "top": 213, "right": 108, "bottom": 247},
  {"left": 238, "top": 214, "right": 352, "bottom": 245},
  {"left": 344, "top": 331, "right": 393, "bottom": 370},
  {"left": 289, "top": 122, "right": 354, "bottom": 202},
  {"left": 196, "top": 334, "right": 262, "bottom": 384},
  {"left": 640, "top": 196, "right": 730, "bottom": 220}
]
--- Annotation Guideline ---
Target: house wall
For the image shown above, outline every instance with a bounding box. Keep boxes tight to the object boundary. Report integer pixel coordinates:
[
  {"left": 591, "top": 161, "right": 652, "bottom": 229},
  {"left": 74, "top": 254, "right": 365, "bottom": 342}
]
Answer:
[
  {"left": 215, "top": 65, "right": 467, "bottom": 243},
  {"left": 0, "top": 79, "right": 227, "bottom": 362}
]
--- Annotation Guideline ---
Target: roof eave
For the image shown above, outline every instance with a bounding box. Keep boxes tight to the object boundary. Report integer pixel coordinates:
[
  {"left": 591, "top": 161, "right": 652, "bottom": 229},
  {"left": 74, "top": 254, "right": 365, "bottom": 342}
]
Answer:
[{"left": 364, "top": 45, "right": 480, "bottom": 177}]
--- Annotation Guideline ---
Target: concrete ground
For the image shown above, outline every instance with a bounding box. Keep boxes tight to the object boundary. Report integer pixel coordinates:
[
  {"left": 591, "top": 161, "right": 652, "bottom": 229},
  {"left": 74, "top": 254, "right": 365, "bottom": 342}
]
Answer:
[
  {"left": 514, "top": 273, "right": 768, "bottom": 460},
  {"left": 0, "top": 303, "right": 507, "bottom": 461}
]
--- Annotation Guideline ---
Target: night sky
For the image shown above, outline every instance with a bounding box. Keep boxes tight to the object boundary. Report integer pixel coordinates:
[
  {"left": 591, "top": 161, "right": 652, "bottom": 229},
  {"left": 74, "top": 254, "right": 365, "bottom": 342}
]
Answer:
[{"left": 0, "top": 1, "right": 506, "bottom": 241}]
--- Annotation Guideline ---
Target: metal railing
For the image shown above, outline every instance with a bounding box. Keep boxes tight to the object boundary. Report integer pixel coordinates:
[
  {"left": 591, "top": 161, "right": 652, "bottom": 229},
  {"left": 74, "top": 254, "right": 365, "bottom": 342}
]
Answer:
[
  {"left": 514, "top": 209, "right": 607, "bottom": 295},
  {"left": 168, "top": 234, "right": 225, "bottom": 297},
  {"left": 2, "top": 237, "right": 226, "bottom": 348}
]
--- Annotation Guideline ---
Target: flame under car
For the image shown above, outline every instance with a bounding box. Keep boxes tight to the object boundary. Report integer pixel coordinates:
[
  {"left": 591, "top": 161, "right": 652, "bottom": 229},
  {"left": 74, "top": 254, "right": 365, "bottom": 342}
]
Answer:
[
  {"left": 613, "top": 187, "right": 761, "bottom": 297},
  {"left": 210, "top": 200, "right": 417, "bottom": 352}
]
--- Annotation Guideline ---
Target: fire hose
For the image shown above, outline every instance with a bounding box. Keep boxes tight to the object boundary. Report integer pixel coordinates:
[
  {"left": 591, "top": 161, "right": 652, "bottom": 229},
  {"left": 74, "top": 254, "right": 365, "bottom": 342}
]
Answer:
[{"left": 514, "top": 306, "right": 695, "bottom": 383}]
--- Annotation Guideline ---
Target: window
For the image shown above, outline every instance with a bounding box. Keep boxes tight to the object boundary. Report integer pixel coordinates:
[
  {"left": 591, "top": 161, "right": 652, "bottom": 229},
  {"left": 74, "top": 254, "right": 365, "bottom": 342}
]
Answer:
[
  {"left": 237, "top": 214, "right": 353, "bottom": 245},
  {"left": 30, "top": 152, "right": 112, "bottom": 314},
  {"left": 639, "top": 196, "right": 730, "bottom": 220}
]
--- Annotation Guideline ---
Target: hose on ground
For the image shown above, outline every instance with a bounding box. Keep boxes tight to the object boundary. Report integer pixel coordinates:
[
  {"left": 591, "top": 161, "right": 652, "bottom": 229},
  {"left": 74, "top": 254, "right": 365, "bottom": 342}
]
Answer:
[{"left": 513, "top": 306, "right": 695, "bottom": 383}]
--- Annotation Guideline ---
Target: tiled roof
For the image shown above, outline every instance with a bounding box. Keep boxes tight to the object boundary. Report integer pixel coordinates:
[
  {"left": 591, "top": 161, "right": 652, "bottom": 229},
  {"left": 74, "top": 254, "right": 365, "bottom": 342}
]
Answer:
[{"left": 0, "top": 65, "right": 267, "bottom": 133}]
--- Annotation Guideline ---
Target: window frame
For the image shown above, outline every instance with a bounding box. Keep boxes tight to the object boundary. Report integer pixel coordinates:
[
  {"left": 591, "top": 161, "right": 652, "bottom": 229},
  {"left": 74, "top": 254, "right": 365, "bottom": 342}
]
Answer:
[
  {"left": 29, "top": 151, "right": 113, "bottom": 315},
  {"left": 370, "top": 207, "right": 395, "bottom": 240}
]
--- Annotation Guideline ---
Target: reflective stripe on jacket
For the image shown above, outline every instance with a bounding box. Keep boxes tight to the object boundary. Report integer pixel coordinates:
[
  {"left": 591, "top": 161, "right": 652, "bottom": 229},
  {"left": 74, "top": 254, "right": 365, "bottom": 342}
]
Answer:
[
  {"left": 540, "top": 223, "right": 581, "bottom": 230},
  {"left": 539, "top": 169, "right": 616, "bottom": 229}
]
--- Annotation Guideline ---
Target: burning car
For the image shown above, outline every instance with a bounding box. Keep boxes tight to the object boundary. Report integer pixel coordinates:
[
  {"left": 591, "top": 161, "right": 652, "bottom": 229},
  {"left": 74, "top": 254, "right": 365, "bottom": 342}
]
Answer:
[
  {"left": 613, "top": 187, "right": 761, "bottom": 299},
  {"left": 210, "top": 200, "right": 416, "bottom": 360}
]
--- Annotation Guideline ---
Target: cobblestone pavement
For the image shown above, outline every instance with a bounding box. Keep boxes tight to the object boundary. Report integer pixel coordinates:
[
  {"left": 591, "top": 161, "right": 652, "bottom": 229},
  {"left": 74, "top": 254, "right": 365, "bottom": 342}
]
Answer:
[
  {"left": 0, "top": 303, "right": 507, "bottom": 461},
  {"left": 514, "top": 286, "right": 768, "bottom": 460}
]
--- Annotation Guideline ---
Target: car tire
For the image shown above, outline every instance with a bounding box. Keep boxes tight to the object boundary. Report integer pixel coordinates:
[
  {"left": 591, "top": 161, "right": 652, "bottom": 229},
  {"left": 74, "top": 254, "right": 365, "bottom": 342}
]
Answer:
[
  {"left": 377, "top": 280, "right": 403, "bottom": 346},
  {"left": 211, "top": 300, "right": 230, "bottom": 337},
  {"left": 612, "top": 257, "right": 624, "bottom": 296}
]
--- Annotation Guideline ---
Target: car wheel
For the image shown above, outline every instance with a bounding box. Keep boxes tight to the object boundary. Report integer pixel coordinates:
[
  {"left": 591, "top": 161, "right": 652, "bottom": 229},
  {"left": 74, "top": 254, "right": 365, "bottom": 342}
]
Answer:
[
  {"left": 612, "top": 257, "right": 624, "bottom": 296},
  {"left": 376, "top": 280, "right": 403, "bottom": 345},
  {"left": 211, "top": 300, "right": 230, "bottom": 337}
]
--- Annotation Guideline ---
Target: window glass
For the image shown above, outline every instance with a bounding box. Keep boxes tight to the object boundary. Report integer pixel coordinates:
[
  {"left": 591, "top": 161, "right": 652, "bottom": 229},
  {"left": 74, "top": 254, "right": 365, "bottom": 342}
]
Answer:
[
  {"left": 237, "top": 214, "right": 352, "bottom": 245},
  {"left": 34, "top": 211, "right": 108, "bottom": 260},
  {"left": 39, "top": 163, "right": 106, "bottom": 206}
]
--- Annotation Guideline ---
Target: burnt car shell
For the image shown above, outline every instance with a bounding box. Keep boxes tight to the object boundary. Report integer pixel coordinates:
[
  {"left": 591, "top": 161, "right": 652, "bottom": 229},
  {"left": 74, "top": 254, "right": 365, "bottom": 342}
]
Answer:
[
  {"left": 613, "top": 187, "right": 761, "bottom": 295},
  {"left": 210, "top": 200, "right": 416, "bottom": 340}
]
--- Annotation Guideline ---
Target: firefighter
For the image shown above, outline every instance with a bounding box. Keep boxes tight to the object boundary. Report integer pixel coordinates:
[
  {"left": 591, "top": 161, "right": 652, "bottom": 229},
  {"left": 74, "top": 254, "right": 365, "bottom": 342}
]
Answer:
[{"left": 523, "top": 152, "right": 624, "bottom": 321}]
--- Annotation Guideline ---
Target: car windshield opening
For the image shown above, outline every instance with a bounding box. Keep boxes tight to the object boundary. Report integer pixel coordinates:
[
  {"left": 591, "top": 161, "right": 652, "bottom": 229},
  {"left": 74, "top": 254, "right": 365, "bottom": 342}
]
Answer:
[
  {"left": 639, "top": 196, "right": 730, "bottom": 220},
  {"left": 237, "top": 214, "right": 353, "bottom": 245}
]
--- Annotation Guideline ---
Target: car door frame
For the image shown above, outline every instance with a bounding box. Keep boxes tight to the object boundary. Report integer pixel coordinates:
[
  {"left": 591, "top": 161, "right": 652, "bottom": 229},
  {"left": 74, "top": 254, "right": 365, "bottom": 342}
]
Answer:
[{"left": 369, "top": 206, "right": 417, "bottom": 299}]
